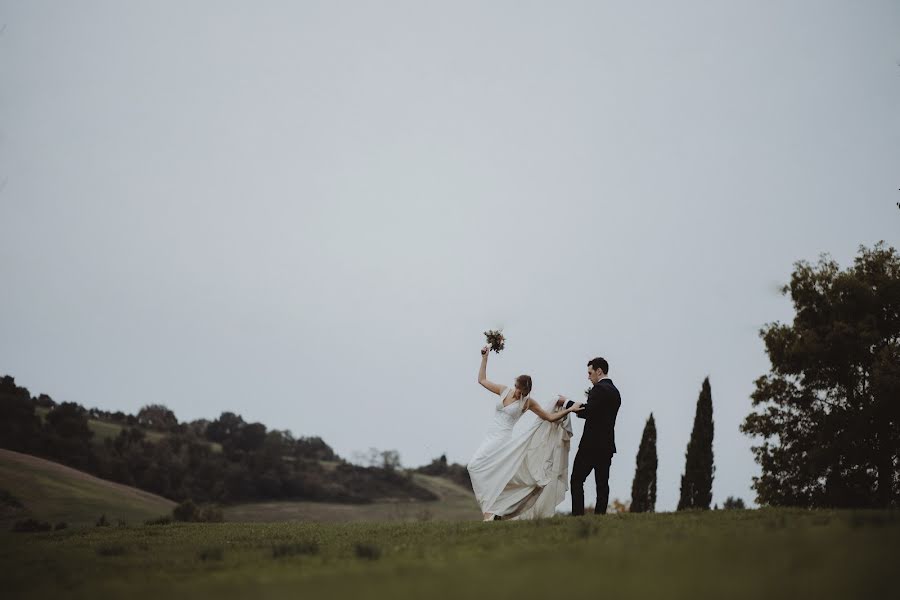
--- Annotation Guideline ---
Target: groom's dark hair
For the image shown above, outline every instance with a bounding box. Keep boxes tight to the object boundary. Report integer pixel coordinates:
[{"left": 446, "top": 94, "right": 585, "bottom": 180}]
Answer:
[{"left": 588, "top": 357, "right": 609, "bottom": 375}]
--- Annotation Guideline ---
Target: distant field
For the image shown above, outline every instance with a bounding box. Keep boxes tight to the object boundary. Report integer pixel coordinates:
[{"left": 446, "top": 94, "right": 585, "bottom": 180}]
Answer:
[
  {"left": 0, "top": 449, "right": 175, "bottom": 527},
  {"left": 1, "top": 508, "right": 895, "bottom": 599},
  {"left": 224, "top": 473, "right": 479, "bottom": 523}
]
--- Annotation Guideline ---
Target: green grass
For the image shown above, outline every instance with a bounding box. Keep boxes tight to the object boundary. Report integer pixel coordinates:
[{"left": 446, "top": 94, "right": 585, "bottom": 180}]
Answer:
[
  {"left": 0, "top": 449, "right": 175, "bottom": 527},
  {"left": 1, "top": 508, "right": 895, "bottom": 599}
]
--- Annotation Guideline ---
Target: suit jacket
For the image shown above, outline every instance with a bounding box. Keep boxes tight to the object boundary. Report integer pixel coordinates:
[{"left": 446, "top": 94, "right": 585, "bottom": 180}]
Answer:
[{"left": 576, "top": 378, "right": 621, "bottom": 455}]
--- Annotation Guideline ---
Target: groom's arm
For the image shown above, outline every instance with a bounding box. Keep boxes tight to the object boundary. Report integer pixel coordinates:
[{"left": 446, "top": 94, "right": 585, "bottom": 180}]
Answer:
[{"left": 574, "top": 386, "right": 603, "bottom": 420}]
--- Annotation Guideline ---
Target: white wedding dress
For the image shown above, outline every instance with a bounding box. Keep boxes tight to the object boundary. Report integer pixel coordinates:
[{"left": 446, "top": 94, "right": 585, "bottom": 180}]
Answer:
[{"left": 467, "top": 385, "right": 573, "bottom": 520}]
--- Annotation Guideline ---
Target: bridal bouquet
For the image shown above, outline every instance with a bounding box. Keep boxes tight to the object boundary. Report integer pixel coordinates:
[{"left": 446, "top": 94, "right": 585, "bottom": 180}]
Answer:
[{"left": 483, "top": 329, "right": 505, "bottom": 353}]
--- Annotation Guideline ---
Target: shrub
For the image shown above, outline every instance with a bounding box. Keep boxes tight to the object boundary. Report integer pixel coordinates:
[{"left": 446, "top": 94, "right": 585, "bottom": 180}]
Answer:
[
  {"left": 12, "top": 518, "right": 52, "bottom": 533},
  {"left": 54, "top": 522, "right": 68, "bottom": 530},
  {"left": 172, "top": 499, "right": 225, "bottom": 522},
  {"left": 272, "top": 541, "right": 320, "bottom": 558},
  {"left": 173, "top": 499, "right": 198, "bottom": 522},
  {"left": 144, "top": 515, "right": 173, "bottom": 525},
  {"left": 723, "top": 496, "right": 746, "bottom": 510},
  {"left": 354, "top": 543, "right": 381, "bottom": 560},
  {"left": 96, "top": 514, "right": 110, "bottom": 527},
  {"left": 198, "top": 505, "right": 224, "bottom": 523}
]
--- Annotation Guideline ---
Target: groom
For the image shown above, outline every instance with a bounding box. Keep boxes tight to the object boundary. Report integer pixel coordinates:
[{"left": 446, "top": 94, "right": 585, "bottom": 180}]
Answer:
[{"left": 558, "top": 357, "right": 621, "bottom": 515}]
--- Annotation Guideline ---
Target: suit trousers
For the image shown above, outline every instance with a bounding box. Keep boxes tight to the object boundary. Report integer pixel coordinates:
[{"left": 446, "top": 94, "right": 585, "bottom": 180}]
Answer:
[{"left": 570, "top": 447, "right": 613, "bottom": 515}]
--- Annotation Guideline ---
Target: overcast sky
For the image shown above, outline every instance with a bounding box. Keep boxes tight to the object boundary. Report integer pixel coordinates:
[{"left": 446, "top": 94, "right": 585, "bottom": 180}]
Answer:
[{"left": 2, "top": 1, "right": 899, "bottom": 512}]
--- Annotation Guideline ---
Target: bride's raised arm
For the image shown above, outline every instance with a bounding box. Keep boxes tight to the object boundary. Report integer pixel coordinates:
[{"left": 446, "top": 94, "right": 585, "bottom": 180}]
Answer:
[
  {"left": 526, "top": 397, "right": 583, "bottom": 422},
  {"left": 477, "top": 346, "right": 504, "bottom": 395}
]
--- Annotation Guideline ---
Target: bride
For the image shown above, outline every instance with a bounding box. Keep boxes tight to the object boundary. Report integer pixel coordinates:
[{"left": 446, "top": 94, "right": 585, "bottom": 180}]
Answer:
[{"left": 468, "top": 345, "right": 583, "bottom": 521}]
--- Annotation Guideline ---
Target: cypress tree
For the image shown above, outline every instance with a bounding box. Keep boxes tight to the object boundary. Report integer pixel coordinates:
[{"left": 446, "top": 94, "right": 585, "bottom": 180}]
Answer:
[
  {"left": 678, "top": 377, "right": 715, "bottom": 510},
  {"left": 630, "top": 413, "right": 658, "bottom": 513}
]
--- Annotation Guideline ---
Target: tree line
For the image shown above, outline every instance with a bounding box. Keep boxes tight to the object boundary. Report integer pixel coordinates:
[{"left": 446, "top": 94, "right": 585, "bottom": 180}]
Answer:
[{"left": 0, "top": 379, "right": 438, "bottom": 505}]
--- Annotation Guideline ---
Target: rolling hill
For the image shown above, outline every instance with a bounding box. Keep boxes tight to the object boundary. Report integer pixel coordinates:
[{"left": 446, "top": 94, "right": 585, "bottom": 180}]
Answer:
[
  {"left": 0, "top": 448, "right": 176, "bottom": 527},
  {"left": 0, "top": 448, "right": 480, "bottom": 527}
]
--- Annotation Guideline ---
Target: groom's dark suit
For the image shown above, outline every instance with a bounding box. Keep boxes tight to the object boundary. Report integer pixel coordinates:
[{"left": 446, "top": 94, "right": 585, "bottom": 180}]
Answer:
[{"left": 571, "top": 377, "right": 621, "bottom": 515}]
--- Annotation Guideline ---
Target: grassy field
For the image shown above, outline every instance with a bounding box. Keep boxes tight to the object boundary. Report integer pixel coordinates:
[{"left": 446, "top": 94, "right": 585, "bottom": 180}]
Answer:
[
  {"left": 0, "top": 449, "right": 176, "bottom": 526},
  {"left": 1, "top": 508, "right": 895, "bottom": 599},
  {"left": 3, "top": 450, "right": 894, "bottom": 598}
]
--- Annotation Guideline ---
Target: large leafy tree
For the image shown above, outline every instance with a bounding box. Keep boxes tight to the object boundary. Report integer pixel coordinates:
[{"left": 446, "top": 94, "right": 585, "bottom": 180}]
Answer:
[
  {"left": 741, "top": 242, "right": 900, "bottom": 508},
  {"left": 678, "top": 378, "right": 715, "bottom": 510}
]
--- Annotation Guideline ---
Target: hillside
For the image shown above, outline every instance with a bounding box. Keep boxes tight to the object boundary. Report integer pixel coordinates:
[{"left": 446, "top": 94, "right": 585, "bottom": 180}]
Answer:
[
  {"left": 0, "top": 448, "right": 175, "bottom": 527},
  {"left": 2, "top": 374, "right": 439, "bottom": 506},
  {"left": 0, "top": 447, "right": 477, "bottom": 526}
]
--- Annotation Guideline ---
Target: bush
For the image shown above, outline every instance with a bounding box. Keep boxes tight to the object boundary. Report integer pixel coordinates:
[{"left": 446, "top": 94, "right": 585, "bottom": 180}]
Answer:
[
  {"left": 144, "top": 515, "right": 172, "bottom": 526},
  {"left": 54, "top": 521, "right": 68, "bottom": 530},
  {"left": 723, "top": 496, "right": 746, "bottom": 510},
  {"left": 173, "top": 499, "right": 198, "bottom": 522},
  {"left": 95, "top": 514, "right": 109, "bottom": 527},
  {"left": 198, "top": 505, "right": 224, "bottom": 523},
  {"left": 12, "top": 518, "right": 52, "bottom": 533},
  {"left": 272, "top": 541, "right": 320, "bottom": 558},
  {"left": 172, "top": 499, "right": 225, "bottom": 522},
  {"left": 354, "top": 542, "right": 381, "bottom": 560}
]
